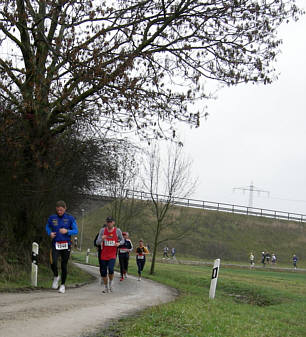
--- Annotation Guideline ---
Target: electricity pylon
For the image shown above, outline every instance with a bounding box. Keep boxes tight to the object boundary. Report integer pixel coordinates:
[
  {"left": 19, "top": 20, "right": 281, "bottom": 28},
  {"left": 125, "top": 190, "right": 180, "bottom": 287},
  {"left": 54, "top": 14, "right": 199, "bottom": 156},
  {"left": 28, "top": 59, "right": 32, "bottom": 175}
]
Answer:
[{"left": 233, "top": 181, "right": 270, "bottom": 208}]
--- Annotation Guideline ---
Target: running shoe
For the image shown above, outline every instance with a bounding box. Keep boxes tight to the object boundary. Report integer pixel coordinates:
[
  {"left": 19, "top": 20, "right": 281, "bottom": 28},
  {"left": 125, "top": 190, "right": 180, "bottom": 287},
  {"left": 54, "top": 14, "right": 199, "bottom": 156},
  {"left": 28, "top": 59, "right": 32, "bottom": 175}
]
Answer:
[
  {"left": 138, "top": 277, "right": 141, "bottom": 281},
  {"left": 52, "top": 276, "right": 60, "bottom": 289},
  {"left": 102, "top": 286, "right": 109, "bottom": 293},
  {"left": 120, "top": 277, "right": 124, "bottom": 281},
  {"left": 58, "top": 285, "right": 65, "bottom": 294},
  {"left": 124, "top": 273, "right": 128, "bottom": 279}
]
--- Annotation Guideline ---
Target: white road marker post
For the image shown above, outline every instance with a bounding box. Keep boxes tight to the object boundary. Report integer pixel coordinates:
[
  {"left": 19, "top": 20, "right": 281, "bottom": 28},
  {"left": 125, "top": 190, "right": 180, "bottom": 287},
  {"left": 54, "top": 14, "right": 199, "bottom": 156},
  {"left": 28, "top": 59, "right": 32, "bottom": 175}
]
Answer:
[
  {"left": 86, "top": 248, "right": 90, "bottom": 264},
  {"left": 31, "top": 242, "right": 39, "bottom": 287},
  {"left": 209, "top": 258, "right": 220, "bottom": 299}
]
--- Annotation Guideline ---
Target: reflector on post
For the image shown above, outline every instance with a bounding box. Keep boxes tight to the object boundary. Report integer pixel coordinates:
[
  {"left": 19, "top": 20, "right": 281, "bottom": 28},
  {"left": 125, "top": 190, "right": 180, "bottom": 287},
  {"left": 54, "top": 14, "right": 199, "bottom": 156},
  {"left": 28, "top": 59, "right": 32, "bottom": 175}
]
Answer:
[
  {"left": 209, "top": 258, "right": 220, "bottom": 299},
  {"left": 31, "top": 242, "right": 39, "bottom": 287}
]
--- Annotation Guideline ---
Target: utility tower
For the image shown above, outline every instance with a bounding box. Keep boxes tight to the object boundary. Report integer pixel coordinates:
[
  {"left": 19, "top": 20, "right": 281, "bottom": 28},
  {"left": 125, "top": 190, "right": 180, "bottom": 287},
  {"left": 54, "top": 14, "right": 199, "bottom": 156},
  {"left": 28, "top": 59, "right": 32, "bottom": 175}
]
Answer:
[{"left": 233, "top": 181, "right": 270, "bottom": 208}]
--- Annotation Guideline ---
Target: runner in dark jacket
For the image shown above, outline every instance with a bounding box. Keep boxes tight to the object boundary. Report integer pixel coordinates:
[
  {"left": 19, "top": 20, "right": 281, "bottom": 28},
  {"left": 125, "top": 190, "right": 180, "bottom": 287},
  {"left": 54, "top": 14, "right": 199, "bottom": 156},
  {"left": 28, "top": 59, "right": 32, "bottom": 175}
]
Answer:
[{"left": 118, "top": 232, "right": 133, "bottom": 281}]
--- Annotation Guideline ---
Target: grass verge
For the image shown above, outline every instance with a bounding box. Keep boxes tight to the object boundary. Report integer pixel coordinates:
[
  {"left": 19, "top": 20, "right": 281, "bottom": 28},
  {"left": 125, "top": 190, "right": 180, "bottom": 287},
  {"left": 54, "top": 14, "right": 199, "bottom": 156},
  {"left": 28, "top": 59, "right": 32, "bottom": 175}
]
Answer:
[
  {"left": 73, "top": 253, "right": 306, "bottom": 337},
  {"left": 0, "top": 260, "right": 95, "bottom": 291}
]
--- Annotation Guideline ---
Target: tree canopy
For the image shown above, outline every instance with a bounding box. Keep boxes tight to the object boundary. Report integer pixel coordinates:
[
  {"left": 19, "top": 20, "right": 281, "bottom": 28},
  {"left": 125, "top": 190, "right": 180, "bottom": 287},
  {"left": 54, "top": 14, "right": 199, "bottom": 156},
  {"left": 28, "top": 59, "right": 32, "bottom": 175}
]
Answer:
[{"left": 0, "top": 0, "right": 302, "bottom": 140}]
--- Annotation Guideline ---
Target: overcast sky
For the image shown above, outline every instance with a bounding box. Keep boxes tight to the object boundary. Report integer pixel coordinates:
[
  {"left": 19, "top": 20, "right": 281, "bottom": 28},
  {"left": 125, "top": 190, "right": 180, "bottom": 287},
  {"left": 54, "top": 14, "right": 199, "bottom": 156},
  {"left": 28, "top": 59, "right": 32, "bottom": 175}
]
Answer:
[{"left": 176, "top": 1, "right": 306, "bottom": 214}]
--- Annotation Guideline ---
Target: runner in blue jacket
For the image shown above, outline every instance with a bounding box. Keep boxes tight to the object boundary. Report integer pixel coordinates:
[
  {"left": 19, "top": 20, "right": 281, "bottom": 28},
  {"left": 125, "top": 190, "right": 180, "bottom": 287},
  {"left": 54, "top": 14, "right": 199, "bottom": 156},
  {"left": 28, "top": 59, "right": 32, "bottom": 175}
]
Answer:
[{"left": 46, "top": 200, "right": 78, "bottom": 293}]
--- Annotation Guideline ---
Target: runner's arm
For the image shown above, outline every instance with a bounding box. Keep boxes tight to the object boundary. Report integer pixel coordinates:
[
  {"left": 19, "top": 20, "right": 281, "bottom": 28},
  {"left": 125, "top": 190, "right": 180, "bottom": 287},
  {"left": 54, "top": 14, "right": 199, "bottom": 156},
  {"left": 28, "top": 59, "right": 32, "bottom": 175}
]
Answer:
[
  {"left": 116, "top": 229, "right": 125, "bottom": 245},
  {"left": 129, "top": 240, "right": 133, "bottom": 252},
  {"left": 67, "top": 218, "right": 78, "bottom": 235},
  {"left": 96, "top": 228, "right": 105, "bottom": 246},
  {"left": 45, "top": 218, "right": 52, "bottom": 236}
]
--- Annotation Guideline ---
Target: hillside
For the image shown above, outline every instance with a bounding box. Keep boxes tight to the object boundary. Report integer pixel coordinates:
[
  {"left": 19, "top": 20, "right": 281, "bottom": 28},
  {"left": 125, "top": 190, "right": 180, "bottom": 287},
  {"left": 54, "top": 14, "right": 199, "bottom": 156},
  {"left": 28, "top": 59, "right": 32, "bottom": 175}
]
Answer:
[{"left": 75, "top": 199, "right": 306, "bottom": 264}]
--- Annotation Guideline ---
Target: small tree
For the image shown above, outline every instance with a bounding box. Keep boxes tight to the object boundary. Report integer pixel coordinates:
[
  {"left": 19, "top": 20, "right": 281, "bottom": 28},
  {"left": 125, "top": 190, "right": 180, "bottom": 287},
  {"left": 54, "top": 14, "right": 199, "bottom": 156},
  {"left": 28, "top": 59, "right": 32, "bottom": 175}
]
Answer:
[
  {"left": 142, "top": 143, "right": 197, "bottom": 274},
  {"left": 102, "top": 141, "right": 143, "bottom": 230}
]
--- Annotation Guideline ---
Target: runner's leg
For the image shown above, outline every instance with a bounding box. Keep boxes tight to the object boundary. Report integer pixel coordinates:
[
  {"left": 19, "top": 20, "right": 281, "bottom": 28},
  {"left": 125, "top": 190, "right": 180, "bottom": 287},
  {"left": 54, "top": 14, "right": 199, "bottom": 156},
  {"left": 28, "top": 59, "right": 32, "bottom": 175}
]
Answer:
[
  {"left": 50, "top": 247, "right": 59, "bottom": 277},
  {"left": 119, "top": 255, "right": 124, "bottom": 278},
  {"left": 100, "top": 259, "right": 109, "bottom": 292},
  {"left": 108, "top": 259, "right": 116, "bottom": 291},
  {"left": 123, "top": 255, "right": 129, "bottom": 274},
  {"left": 60, "top": 249, "right": 70, "bottom": 285}
]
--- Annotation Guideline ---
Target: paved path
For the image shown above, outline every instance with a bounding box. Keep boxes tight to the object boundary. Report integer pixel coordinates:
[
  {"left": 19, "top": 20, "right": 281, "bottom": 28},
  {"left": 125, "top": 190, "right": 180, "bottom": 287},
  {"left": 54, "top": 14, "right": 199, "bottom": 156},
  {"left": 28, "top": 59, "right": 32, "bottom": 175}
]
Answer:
[{"left": 0, "top": 263, "right": 177, "bottom": 337}]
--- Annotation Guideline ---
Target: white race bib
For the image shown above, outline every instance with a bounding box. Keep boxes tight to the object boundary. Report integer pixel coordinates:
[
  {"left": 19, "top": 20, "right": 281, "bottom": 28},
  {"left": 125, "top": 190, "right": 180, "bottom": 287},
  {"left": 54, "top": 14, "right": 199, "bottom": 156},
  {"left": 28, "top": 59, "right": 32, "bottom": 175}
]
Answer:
[
  {"left": 104, "top": 240, "right": 116, "bottom": 247},
  {"left": 137, "top": 255, "right": 144, "bottom": 260},
  {"left": 55, "top": 241, "right": 68, "bottom": 250},
  {"left": 120, "top": 249, "right": 128, "bottom": 253}
]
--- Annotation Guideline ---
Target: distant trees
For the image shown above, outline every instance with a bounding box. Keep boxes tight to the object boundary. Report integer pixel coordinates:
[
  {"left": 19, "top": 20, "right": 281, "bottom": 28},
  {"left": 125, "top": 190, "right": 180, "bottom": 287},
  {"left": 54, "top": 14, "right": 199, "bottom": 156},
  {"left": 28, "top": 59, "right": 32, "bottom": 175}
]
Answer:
[{"left": 142, "top": 143, "right": 196, "bottom": 274}]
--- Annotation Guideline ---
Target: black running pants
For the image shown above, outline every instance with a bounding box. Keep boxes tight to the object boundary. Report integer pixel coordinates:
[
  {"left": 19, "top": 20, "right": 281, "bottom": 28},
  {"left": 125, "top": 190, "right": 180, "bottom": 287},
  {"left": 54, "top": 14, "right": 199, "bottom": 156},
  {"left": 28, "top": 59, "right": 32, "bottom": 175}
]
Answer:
[{"left": 50, "top": 246, "right": 70, "bottom": 285}]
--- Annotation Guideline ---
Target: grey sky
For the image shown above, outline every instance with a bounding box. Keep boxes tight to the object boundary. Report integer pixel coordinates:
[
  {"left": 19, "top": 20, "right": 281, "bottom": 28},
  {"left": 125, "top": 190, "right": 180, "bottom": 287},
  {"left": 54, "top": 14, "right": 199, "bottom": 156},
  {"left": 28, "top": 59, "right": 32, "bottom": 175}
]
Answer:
[{"left": 177, "top": 1, "right": 306, "bottom": 214}]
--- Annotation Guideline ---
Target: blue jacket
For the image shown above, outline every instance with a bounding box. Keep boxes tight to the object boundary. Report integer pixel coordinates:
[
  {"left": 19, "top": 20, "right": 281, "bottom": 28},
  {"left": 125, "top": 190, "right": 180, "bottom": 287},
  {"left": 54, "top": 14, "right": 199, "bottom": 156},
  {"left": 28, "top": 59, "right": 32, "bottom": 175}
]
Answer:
[{"left": 46, "top": 213, "right": 78, "bottom": 247}]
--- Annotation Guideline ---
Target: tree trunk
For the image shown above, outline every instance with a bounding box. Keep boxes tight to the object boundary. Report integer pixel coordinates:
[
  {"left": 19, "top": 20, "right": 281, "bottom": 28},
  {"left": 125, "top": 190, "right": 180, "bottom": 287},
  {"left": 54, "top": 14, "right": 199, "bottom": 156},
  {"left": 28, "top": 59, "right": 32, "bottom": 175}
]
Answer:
[{"left": 149, "top": 221, "right": 161, "bottom": 274}]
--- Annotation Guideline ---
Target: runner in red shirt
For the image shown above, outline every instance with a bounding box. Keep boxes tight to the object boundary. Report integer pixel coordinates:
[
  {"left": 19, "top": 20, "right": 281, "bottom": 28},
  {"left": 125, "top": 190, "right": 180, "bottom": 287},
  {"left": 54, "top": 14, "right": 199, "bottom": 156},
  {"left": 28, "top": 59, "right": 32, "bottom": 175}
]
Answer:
[{"left": 96, "top": 216, "right": 124, "bottom": 293}]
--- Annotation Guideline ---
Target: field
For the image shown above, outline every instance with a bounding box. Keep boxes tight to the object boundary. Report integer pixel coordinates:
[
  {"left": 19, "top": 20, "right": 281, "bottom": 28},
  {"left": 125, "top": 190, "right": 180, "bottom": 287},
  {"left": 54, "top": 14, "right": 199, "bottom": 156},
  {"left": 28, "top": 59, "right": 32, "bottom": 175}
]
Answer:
[
  {"left": 78, "top": 257, "right": 306, "bottom": 337},
  {"left": 76, "top": 199, "right": 306, "bottom": 265}
]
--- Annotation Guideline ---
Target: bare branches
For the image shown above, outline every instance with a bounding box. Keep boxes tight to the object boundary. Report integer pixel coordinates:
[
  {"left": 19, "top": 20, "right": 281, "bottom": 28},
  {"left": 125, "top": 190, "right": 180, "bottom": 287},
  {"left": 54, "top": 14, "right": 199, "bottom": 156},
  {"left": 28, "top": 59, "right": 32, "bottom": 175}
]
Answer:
[
  {"left": 0, "top": 0, "right": 302, "bottom": 140},
  {"left": 142, "top": 141, "right": 197, "bottom": 273}
]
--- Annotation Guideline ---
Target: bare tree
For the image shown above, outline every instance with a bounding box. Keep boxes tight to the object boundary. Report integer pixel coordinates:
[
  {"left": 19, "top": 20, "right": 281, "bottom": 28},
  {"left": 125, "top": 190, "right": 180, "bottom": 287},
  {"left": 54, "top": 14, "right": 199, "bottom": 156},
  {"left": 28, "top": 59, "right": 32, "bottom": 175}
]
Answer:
[
  {"left": 103, "top": 141, "right": 143, "bottom": 229},
  {"left": 142, "top": 143, "right": 197, "bottom": 274},
  {"left": 0, "top": 1, "right": 302, "bottom": 143}
]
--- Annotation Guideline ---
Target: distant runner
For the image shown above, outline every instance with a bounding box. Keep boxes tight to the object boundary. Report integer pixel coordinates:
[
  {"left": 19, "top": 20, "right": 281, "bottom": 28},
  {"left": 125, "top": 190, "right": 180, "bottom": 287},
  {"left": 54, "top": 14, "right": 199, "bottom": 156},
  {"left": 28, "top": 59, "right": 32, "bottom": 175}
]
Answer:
[
  {"left": 163, "top": 246, "right": 169, "bottom": 259},
  {"left": 96, "top": 217, "right": 124, "bottom": 293},
  {"left": 171, "top": 247, "right": 176, "bottom": 259},
  {"left": 136, "top": 240, "right": 149, "bottom": 281},
  {"left": 74, "top": 236, "right": 78, "bottom": 249},
  {"left": 118, "top": 232, "right": 133, "bottom": 281},
  {"left": 293, "top": 254, "right": 298, "bottom": 269},
  {"left": 261, "top": 251, "right": 266, "bottom": 267},
  {"left": 46, "top": 200, "right": 78, "bottom": 294},
  {"left": 249, "top": 252, "right": 255, "bottom": 268},
  {"left": 266, "top": 252, "right": 271, "bottom": 264},
  {"left": 271, "top": 253, "right": 277, "bottom": 264}
]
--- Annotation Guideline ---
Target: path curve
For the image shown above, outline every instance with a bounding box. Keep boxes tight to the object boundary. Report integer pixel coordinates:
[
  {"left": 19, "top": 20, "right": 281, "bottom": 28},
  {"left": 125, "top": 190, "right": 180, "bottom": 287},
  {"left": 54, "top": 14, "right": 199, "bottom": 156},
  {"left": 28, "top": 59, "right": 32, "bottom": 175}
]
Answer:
[{"left": 0, "top": 263, "right": 177, "bottom": 337}]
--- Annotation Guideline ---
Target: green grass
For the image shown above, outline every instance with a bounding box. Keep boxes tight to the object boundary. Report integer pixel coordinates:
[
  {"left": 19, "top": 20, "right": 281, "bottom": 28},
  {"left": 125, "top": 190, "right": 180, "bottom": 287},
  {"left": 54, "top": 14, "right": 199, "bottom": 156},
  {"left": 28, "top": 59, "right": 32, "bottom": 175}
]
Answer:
[
  {"left": 80, "top": 257, "right": 306, "bottom": 337},
  {"left": 76, "top": 199, "right": 306, "bottom": 265},
  {"left": 0, "top": 261, "right": 95, "bottom": 291}
]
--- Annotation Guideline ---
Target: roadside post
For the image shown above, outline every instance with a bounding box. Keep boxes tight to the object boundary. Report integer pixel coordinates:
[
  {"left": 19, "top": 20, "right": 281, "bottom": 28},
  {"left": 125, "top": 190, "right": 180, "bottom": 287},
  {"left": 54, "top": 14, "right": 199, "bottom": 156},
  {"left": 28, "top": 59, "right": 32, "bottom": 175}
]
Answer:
[
  {"left": 31, "top": 242, "right": 39, "bottom": 287},
  {"left": 209, "top": 258, "right": 220, "bottom": 299},
  {"left": 86, "top": 248, "right": 90, "bottom": 264}
]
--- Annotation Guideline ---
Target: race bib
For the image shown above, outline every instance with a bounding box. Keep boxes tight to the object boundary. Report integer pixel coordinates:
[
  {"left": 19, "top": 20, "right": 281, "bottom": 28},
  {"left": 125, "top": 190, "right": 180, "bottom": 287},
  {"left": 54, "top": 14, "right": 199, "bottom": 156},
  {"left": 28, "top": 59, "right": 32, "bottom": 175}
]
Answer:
[
  {"left": 104, "top": 240, "right": 116, "bottom": 247},
  {"left": 137, "top": 255, "right": 144, "bottom": 260},
  {"left": 120, "top": 249, "right": 128, "bottom": 253},
  {"left": 55, "top": 241, "right": 68, "bottom": 250}
]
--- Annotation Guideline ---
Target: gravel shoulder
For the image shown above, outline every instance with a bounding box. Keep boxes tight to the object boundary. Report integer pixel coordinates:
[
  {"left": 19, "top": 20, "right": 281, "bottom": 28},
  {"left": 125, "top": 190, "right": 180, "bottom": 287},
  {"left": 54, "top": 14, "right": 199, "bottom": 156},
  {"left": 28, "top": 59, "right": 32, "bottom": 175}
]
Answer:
[{"left": 0, "top": 263, "right": 178, "bottom": 337}]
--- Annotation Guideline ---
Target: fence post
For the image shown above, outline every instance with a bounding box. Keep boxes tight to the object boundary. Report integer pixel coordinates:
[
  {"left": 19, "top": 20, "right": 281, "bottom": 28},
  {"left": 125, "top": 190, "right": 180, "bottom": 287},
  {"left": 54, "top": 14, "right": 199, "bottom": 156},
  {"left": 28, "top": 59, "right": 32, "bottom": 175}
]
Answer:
[{"left": 31, "top": 242, "right": 39, "bottom": 287}]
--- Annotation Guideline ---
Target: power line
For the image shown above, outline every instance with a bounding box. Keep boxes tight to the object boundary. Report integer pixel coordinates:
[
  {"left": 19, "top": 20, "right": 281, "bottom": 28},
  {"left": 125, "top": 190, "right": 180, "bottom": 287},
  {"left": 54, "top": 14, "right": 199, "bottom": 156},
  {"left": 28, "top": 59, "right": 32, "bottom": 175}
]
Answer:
[{"left": 233, "top": 181, "right": 270, "bottom": 208}]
